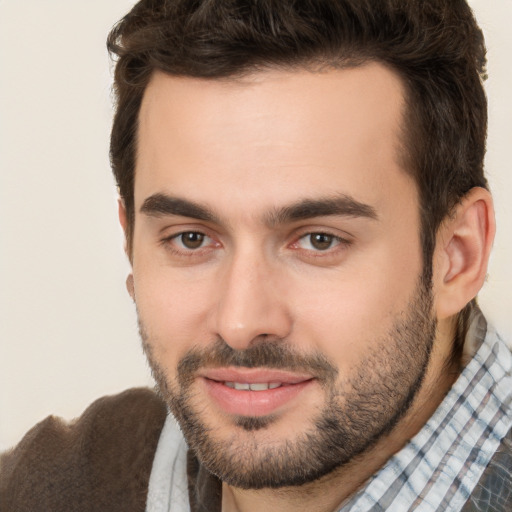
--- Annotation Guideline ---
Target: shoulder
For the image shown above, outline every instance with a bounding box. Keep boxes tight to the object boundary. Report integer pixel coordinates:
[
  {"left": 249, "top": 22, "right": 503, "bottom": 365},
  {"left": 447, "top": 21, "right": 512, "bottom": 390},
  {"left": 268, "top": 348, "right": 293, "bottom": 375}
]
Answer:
[
  {"left": 0, "top": 388, "right": 168, "bottom": 512},
  {"left": 462, "top": 426, "right": 512, "bottom": 511}
]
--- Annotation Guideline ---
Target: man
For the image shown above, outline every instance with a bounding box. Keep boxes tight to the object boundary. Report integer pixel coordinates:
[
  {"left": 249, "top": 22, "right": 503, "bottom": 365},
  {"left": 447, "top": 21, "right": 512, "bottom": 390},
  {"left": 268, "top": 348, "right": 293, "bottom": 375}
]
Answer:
[{"left": 1, "top": 1, "right": 511, "bottom": 511}]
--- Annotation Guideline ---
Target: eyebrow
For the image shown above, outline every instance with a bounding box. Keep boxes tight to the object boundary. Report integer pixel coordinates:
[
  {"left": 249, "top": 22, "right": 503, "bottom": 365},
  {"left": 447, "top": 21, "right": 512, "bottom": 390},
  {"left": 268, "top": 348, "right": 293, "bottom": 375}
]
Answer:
[
  {"left": 140, "top": 193, "right": 378, "bottom": 226},
  {"left": 140, "top": 194, "right": 220, "bottom": 223},
  {"left": 265, "top": 195, "right": 378, "bottom": 226}
]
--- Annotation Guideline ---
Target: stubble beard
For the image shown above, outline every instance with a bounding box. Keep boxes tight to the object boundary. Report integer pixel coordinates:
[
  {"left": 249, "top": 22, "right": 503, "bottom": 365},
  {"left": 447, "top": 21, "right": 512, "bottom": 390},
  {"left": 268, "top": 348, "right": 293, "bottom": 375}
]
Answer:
[{"left": 139, "top": 279, "right": 436, "bottom": 489}]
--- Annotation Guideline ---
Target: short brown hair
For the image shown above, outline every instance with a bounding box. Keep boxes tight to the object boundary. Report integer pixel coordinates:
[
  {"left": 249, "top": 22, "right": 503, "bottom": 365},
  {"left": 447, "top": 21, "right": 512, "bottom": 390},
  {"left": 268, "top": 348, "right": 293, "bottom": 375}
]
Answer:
[{"left": 107, "top": 0, "right": 488, "bottom": 280}]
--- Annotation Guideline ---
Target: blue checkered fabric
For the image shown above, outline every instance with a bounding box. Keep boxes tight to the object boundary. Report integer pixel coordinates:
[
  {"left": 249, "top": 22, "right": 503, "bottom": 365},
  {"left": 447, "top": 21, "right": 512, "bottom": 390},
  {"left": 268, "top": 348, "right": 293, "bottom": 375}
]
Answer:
[{"left": 339, "top": 310, "right": 512, "bottom": 511}]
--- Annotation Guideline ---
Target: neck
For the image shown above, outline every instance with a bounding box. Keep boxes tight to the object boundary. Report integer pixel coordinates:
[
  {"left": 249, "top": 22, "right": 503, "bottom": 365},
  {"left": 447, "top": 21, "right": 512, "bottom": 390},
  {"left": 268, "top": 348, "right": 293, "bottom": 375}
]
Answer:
[{"left": 222, "top": 320, "right": 461, "bottom": 512}]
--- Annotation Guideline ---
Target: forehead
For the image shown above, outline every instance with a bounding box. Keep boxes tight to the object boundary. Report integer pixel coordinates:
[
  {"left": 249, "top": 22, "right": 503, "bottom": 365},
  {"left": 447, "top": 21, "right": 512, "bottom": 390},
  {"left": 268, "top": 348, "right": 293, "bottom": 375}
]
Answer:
[{"left": 135, "top": 64, "right": 414, "bottom": 220}]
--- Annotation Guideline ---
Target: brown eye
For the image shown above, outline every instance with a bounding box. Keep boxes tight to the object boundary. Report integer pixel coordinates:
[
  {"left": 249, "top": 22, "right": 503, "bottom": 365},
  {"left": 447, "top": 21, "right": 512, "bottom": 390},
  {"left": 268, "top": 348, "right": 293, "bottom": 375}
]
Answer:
[
  {"left": 309, "top": 233, "right": 335, "bottom": 251},
  {"left": 179, "top": 232, "right": 206, "bottom": 249},
  {"left": 293, "top": 231, "right": 350, "bottom": 258}
]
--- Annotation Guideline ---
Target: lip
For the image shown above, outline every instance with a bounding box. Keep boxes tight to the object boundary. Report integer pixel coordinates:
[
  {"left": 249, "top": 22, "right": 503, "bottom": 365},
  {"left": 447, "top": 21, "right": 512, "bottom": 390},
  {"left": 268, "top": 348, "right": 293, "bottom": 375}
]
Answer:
[
  {"left": 200, "top": 367, "right": 314, "bottom": 384},
  {"left": 199, "top": 367, "right": 315, "bottom": 417}
]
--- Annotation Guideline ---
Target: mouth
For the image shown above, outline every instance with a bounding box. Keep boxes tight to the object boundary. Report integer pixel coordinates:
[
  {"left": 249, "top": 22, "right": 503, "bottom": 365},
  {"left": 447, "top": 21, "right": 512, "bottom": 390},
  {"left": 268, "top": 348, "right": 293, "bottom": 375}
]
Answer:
[
  {"left": 223, "top": 382, "right": 282, "bottom": 391},
  {"left": 199, "top": 367, "right": 315, "bottom": 417}
]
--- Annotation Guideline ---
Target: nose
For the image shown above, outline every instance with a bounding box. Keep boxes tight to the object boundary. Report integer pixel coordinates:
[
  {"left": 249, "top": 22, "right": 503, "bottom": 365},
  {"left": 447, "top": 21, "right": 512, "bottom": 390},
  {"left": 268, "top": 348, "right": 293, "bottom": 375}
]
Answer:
[{"left": 210, "top": 249, "right": 292, "bottom": 351}]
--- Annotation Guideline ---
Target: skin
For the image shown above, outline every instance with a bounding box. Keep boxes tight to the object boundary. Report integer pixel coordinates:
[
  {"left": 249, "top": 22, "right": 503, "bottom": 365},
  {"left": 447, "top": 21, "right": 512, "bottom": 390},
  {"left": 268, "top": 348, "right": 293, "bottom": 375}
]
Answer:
[{"left": 121, "top": 63, "right": 495, "bottom": 512}]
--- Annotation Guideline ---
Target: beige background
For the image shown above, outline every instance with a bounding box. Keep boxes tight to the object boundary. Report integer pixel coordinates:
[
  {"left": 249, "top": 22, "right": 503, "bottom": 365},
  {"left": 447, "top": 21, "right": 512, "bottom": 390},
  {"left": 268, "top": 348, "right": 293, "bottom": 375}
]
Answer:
[{"left": 1, "top": 0, "right": 511, "bottom": 450}]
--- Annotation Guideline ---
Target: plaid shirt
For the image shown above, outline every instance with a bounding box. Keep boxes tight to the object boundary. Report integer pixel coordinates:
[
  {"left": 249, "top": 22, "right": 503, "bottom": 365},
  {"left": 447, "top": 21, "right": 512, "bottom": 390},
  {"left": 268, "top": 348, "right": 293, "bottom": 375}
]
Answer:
[
  {"left": 147, "top": 309, "right": 512, "bottom": 511},
  {"left": 340, "top": 310, "right": 512, "bottom": 511}
]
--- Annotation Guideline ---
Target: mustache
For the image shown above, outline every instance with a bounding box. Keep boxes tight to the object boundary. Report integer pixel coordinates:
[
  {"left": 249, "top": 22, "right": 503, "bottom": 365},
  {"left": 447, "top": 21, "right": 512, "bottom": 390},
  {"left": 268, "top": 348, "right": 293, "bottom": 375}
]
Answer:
[{"left": 176, "top": 337, "right": 339, "bottom": 387}]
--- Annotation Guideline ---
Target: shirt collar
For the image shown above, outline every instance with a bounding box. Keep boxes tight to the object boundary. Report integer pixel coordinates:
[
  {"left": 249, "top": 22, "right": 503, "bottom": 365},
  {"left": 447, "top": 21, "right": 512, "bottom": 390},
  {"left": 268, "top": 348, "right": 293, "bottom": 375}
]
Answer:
[{"left": 340, "top": 308, "right": 512, "bottom": 511}]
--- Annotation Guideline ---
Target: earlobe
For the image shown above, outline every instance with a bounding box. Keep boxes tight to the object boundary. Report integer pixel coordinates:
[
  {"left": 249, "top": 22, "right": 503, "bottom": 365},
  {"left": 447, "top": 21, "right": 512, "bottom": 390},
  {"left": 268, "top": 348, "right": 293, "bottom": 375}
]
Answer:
[
  {"left": 434, "top": 187, "right": 495, "bottom": 319},
  {"left": 126, "top": 273, "right": 135, "bottom": 300}
]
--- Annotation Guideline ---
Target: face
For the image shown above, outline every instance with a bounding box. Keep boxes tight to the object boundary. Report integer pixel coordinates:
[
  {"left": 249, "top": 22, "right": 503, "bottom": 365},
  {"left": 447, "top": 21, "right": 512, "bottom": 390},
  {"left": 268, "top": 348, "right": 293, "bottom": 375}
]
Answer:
[{"left": 130, "top": 64, "right": 436, "bottom": 488}]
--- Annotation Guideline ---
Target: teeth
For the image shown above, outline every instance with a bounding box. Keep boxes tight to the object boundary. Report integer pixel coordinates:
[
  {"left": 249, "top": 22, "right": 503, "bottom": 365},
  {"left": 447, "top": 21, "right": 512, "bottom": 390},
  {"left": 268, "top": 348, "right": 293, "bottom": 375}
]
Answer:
[
  {"left": 224, "top": 382, "right": 282, "bottom": 391},
  {"left": 249, "top": 383, "right": 270, "bottom": 391}
]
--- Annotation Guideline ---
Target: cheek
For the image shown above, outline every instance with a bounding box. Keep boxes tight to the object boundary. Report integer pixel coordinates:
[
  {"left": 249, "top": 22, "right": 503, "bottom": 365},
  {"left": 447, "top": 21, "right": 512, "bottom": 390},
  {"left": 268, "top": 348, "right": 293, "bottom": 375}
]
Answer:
[
  {"left": 133, "top": 264, "right": 214, "bottom": 365},
  {"left": 290, "top": 242, "right": 423, "bottom": 370}
]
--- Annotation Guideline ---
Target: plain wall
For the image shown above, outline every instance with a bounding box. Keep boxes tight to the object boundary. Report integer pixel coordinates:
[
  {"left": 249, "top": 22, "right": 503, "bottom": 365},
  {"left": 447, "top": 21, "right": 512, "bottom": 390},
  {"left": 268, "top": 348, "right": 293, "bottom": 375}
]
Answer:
[{"left": 0, "top": 0, "right": 511, "bottom": 450}]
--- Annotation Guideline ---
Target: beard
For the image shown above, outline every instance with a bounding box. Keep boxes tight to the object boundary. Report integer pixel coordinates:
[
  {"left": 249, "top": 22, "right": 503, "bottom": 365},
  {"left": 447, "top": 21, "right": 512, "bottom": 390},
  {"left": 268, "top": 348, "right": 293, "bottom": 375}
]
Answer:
[{"left": 139, "top": 278, "right": 436, "bottom": 490}]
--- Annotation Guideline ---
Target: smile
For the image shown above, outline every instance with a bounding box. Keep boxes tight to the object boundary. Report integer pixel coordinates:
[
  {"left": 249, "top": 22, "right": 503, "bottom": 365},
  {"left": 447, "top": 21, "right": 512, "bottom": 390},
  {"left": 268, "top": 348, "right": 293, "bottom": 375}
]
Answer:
[
  {"left": 199, "top": 369, "right": 315, "bottom": 417},
  {"left": 224, "top": 382, "right": 282, "bottom": 391}
]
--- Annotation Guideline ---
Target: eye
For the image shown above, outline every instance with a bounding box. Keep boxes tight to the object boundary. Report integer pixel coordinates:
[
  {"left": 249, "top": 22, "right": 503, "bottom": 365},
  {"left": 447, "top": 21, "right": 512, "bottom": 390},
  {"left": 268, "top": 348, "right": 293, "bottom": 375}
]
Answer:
[
  {"left": 296, "top": 233, "right": 344, "bottom": 251},
  {"left": 169, "top": 231, "right": 212, "bottom": 250}
]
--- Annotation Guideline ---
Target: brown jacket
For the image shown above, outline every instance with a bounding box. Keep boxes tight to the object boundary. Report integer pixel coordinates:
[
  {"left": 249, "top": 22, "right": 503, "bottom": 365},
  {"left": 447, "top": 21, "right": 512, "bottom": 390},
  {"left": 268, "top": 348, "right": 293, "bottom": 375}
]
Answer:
[{"left": 0, "top": 388, "right": 167, "bottom": 512}]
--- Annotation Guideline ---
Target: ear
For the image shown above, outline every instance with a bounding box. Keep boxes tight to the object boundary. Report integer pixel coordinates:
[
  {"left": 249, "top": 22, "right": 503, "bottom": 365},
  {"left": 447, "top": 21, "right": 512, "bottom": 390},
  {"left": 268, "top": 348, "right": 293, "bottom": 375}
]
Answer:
[
  {"left": 118, "top": 198, "right": 128, "bottom": 233},
  {"left": 118, "top": 198, "right": 132, "bottom": 260},
  {"left": 433, "top": 187, "right": 495, "bottom": 319},
  {"left": 126, "top": 273, "right": 135, "bottom": 300},
  {"left": 118, "top": 198, "right": 135, "bottom": 299}
]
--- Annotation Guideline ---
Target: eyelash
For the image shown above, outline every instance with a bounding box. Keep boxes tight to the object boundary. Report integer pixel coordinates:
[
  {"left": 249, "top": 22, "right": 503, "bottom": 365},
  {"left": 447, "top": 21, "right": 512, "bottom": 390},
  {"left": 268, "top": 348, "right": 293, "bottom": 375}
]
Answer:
[
  {"left": 291, "top": 232, "right": 352, "bottom": 254},
  {"left": 160, "top": 231, "right": 217, "bottom": 257},
  {"left": 160, "top": 228, "right": 352, "bottom": 261}
]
